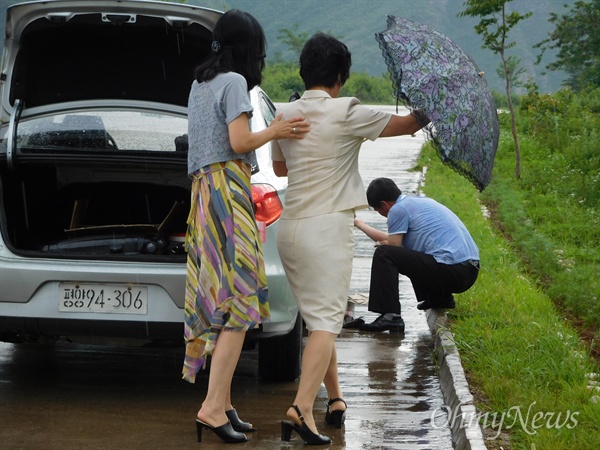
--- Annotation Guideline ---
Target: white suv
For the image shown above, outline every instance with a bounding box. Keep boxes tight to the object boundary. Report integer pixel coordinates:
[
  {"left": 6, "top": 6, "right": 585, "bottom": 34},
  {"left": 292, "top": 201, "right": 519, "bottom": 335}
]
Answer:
[{"left": 0, "top": 0, "right": 301, "bottom": 382}]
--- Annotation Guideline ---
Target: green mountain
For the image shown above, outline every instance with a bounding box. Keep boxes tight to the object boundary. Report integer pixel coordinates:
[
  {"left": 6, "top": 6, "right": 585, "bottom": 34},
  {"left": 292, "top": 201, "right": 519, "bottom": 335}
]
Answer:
[
  {"left": 0, "top": 0, "right": 575, "bottom": 94},
  {"left": 194, "top": 0, "right": 574, "bottom": 94}
]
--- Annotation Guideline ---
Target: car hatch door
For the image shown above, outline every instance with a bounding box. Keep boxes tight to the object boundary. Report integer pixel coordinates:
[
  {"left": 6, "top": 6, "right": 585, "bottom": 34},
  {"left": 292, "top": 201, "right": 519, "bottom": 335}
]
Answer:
[{"left": 6, "top": 98, "right": 23, "bottom": 169}]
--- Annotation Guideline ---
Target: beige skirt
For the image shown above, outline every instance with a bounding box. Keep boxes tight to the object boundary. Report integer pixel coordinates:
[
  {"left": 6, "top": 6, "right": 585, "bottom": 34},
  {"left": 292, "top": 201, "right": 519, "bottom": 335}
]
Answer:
[{"left": 276, "top": 210, "right": 354, "bottom": 334}]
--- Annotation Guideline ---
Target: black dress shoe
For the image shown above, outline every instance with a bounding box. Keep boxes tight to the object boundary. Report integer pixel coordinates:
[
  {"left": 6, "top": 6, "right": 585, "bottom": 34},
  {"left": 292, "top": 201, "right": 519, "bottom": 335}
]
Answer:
[
  {"left": 342, "top": 317, "right": 365, "bottom": 329},
  {"left": 417, "top": 296, "right": 456, "bottom": 311},
  {"left": 359, "top": 313, "right": 405, "bottom": 333}
]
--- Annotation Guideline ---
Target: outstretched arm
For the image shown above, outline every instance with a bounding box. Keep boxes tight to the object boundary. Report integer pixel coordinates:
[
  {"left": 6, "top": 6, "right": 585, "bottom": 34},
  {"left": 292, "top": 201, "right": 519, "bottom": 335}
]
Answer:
[
  {"left": 228, "top": 113, "right": 310, "bottom": 154},
  {"left": 354, "top": 218, "right": 388, "bottom": 243},
  {"left": 354, "top": 218, "right": 404, "bottom": 246},
  {"left": 378, "top": 110, "right": 430, "bottom": 138}
]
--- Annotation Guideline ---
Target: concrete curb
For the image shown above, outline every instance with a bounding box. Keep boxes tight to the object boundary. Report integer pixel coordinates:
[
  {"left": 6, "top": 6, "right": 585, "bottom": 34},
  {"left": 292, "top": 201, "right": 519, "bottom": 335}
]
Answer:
[
  {"left": 425, "top": 309, "right": 488, "bottom": 450},
  {"left": 418, "top": 167, "right": 487, "bottom": 449}
]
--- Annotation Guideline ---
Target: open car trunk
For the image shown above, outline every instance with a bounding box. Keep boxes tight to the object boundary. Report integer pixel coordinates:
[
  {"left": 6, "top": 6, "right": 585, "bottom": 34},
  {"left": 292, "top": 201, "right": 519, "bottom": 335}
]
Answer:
[
  {"left": 0, "top": 1, "right": 220, "bottom": 261},
  {"left": 0, "top": 159, "right": 190, "bottom": 261}
]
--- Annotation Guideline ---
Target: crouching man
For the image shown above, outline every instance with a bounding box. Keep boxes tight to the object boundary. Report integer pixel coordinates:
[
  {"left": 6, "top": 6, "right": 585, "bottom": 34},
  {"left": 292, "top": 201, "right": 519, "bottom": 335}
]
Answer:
[{"left": 351, "top": 177, "right": 480, "bottom": 332}]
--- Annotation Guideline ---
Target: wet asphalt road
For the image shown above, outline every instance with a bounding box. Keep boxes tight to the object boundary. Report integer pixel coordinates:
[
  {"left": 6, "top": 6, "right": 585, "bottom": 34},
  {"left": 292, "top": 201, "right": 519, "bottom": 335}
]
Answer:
[{"left": 0, "top": 106, "right": 454, "bottom": 449}]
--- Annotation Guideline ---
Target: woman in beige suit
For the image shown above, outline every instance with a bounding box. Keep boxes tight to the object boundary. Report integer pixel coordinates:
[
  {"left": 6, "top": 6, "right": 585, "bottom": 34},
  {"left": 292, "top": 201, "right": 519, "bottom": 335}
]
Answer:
[{"left": 272, "top": 32, "right": 428, "bottom": 445}]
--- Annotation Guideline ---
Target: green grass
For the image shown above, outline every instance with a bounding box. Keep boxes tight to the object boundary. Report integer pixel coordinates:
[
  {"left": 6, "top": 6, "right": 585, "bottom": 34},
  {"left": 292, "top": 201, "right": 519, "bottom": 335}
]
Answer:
[
  {"left": 417, "top": 132, "right": 600, "bottom": 448},
  {"left": 486, "top": 90, "right": 600, "bottom": 334}
]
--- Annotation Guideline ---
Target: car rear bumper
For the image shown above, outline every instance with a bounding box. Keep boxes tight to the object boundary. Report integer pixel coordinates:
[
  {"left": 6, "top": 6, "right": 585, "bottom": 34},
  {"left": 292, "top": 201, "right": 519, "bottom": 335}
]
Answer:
[
  {"left": 0, "top": 314, "right": 296, "bottom": 345},
  {"left": 0, "top": 247, "right": 298, "bottom": 343}
]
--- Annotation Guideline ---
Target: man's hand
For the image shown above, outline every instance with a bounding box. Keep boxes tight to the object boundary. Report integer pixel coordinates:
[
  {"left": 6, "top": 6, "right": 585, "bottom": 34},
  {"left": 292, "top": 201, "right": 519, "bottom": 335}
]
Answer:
[{"left": 354, "top": 218, "right": 389, "bottom": 243}]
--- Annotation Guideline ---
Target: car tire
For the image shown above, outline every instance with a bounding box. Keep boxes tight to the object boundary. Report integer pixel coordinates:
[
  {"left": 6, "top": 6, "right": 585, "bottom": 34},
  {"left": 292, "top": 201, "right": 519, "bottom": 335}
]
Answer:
[{"left": 258, "top": 313, "right": 302, "bottom": 382}]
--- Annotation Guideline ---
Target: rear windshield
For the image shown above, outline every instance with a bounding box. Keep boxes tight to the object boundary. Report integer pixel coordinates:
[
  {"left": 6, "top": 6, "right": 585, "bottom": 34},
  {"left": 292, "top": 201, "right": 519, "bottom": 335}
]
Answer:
[{"left": 11, "top": 110, "right": 188, "bottom": 153}]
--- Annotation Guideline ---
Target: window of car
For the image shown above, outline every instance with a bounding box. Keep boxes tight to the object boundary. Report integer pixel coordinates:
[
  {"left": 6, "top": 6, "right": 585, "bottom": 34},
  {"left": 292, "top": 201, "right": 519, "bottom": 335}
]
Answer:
[
  {"left": 259, "top": 92, "right": 277, "bottom": 125},
  {"left": 13, "top": 110, "right": 188, "bottom": 153}
]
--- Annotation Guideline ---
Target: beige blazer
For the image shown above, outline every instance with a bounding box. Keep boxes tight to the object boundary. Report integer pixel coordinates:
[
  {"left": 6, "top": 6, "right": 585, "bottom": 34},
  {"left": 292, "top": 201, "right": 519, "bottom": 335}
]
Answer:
[{"left": 272, "top": 90, "right": 391, "bottom": 219}]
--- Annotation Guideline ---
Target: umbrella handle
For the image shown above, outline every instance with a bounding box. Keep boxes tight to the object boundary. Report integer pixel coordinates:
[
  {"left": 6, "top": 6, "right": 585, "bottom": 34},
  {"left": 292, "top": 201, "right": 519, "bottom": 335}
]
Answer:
[{"left": 410, "top": 109, "right": 430, "bottom": 128}]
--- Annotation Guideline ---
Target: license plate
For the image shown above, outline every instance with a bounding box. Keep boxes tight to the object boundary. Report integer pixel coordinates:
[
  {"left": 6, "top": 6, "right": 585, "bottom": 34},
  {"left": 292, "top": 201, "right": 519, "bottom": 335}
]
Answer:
[{"left": 59, "top": 283, "right": 148, "bottom": 314}]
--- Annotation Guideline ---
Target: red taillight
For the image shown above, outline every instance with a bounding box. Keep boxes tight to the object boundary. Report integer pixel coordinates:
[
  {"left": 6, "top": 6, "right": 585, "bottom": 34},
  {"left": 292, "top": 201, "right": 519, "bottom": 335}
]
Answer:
[{"left": 252, "top": 183, "right": 283, "bottom": 226}]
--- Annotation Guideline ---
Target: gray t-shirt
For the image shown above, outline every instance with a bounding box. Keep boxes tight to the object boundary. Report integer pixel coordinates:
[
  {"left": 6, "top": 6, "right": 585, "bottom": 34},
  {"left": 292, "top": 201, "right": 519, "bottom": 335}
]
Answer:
[
  {"left": 388, "top": 195, "right": 480, "bottom": 265},
  {"left": 187, "top": 71, "right": 256, "bottom": 175}
]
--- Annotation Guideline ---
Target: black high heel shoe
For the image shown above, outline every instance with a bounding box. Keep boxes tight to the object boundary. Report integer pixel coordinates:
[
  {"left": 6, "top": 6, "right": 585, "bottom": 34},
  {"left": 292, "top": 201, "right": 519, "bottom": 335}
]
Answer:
[
  {"left": 324, "top": 398, "right": 347, "bottom": 428},
  {"left": 281, "top": 405, "right": 331, "bottom": 445},
  {"left": 226, "top": 408, "right": 257, "bottom": 432},
  {"left": 195, "top": 419, "right": 248, "bottom": 444}
]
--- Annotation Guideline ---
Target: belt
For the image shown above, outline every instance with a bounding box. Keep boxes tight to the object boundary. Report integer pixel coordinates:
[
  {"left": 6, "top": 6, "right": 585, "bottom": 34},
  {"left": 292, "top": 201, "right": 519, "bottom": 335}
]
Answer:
[{"left": 460, "top": 259, "right": 480, "bottom": 270}]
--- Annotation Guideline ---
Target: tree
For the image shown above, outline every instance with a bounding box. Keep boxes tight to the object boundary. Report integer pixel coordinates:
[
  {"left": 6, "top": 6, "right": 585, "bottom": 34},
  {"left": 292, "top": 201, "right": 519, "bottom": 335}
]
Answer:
[
  {"left": 534, "top": 0, "right": 600, "bottom": 90},
  {"left": 495, "top": 55, "right": 526, "bottom": 92},
  {"left": 261, "top": 62, "right": 303, "bottom": 101},
  {"left": 341, "top": 72, "right": 393, "bottom": 104},
  {"left": 277, "top": 24, "right": 310, "bottom": 60},
  {"left": 459, "top": 0, "right": 532, "bottom": 180}
]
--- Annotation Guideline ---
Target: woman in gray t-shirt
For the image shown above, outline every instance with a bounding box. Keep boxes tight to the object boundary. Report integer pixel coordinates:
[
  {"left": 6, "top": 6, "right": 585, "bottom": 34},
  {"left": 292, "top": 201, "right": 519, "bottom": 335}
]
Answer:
[{"left": 182, "top": 9, "right": 309, "bottom": 445}]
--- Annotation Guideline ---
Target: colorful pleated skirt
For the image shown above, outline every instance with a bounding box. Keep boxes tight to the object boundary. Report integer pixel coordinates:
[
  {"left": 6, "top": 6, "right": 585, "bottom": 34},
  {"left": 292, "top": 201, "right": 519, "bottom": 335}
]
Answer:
[{"left": 182, "top": 160, "right": 270, "bottom": 383}]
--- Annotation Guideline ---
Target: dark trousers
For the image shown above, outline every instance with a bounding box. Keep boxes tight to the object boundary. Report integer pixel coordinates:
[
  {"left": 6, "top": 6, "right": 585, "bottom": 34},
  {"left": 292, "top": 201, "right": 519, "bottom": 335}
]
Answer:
[{"left": 367, "top": 245, "right": 479, "bottom": 315}]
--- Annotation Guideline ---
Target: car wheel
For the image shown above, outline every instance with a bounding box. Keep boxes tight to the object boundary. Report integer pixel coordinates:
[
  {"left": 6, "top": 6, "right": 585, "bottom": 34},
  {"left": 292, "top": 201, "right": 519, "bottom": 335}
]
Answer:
[{"left": 258, "top": 313, "right": 302, "bottom": 382}]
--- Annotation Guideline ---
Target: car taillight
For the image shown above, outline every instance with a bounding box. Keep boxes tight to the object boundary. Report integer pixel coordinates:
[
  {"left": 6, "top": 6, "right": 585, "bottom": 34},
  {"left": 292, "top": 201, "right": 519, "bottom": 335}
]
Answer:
[{"left": 252, "top": 183, "right": 283, "bottom": 226}]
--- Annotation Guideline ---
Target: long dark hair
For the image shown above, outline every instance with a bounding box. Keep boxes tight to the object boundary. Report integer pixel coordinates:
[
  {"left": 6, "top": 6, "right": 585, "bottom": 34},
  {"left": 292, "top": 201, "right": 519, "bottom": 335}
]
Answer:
[{"left": 195, "top": 10, "right": 266, "bottom": 90}]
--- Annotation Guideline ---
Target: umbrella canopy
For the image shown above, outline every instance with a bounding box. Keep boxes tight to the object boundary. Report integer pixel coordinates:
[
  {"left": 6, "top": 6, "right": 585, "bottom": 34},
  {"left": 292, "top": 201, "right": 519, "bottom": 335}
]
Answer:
[{"left": 375, "top": 15, "right": 499, "bottom": 191}]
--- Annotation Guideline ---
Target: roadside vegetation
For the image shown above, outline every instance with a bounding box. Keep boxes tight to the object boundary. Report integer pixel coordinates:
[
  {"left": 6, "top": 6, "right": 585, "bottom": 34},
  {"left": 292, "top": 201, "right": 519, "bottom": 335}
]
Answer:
[
  {"left": 262, "top": 60, "right": 393, "bottom": 104},
  {"left": 415, "top": 86, "right": 600, "bottom": 449}
]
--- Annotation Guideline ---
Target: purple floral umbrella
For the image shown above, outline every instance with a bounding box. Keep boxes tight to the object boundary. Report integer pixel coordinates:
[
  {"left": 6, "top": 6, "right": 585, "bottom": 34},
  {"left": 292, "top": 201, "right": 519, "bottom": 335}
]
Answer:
[{"left": 375, "top": 15, "right": 499, "bottom": 191}]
